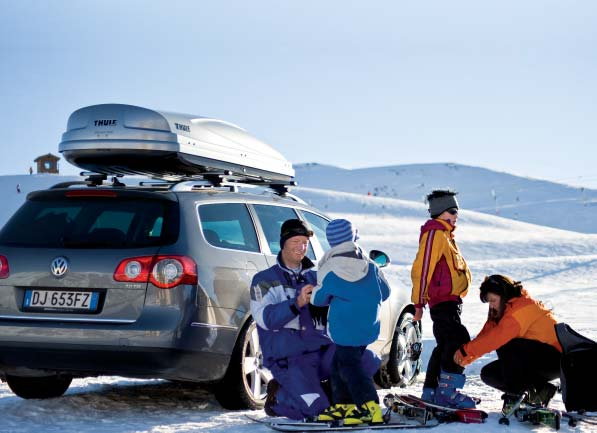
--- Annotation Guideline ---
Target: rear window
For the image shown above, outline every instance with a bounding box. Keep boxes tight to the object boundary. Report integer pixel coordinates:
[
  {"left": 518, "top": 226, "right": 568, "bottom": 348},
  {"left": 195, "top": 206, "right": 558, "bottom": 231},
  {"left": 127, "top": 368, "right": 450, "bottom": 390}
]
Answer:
[{"left": 0, "top": 196, "right": 179, "bottom": 248}]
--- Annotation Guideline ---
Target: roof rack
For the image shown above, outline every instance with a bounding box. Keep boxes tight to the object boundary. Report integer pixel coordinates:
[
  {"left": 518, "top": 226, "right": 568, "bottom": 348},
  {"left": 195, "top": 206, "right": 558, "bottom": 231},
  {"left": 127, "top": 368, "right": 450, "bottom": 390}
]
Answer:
[
  {"left": 168, "top": 173, "right": 299, "bottom": 197},
  {"left": 50, "top": 170, "right": 299, "bottom": 199},
  {"left": 50, "top": 173, "right": 127, "bottom": 189}
]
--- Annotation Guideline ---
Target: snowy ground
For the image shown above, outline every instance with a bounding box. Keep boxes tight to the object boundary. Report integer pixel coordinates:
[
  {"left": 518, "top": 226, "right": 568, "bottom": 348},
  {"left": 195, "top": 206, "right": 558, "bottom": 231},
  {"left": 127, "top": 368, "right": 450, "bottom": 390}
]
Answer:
[
  {"left": 1, "top": 182, "right": 596, "bottom": 432},
  {"left": 0, "top": 372, "right": 588, "bottom": 433}
]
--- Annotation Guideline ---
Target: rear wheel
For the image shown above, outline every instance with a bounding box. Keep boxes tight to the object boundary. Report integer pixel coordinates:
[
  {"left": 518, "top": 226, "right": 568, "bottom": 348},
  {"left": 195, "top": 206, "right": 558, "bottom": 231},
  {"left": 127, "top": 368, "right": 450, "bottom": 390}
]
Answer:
[
  {"left": 386, "top": 311, "right": 422, "bottom": 386},
  {"left": 215, "top": 318, "right": 272, "bottom": 409},
  {"left": 6, "top": 374, "right": 72, "bottom": 399}
]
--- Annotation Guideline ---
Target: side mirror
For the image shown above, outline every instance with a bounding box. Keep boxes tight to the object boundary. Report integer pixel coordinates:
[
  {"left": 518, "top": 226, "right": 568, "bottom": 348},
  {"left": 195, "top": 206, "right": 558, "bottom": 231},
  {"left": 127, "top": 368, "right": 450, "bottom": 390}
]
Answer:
[{"left": 369, "top": 250, "right": 390, "bottom": 268}]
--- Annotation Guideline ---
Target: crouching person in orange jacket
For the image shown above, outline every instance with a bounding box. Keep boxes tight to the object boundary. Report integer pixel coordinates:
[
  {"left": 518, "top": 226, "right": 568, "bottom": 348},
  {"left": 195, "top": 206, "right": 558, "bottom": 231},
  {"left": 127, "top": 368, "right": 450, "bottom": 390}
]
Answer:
[{"left": 453, "top": 275, "right": 562, "bottom": 408}]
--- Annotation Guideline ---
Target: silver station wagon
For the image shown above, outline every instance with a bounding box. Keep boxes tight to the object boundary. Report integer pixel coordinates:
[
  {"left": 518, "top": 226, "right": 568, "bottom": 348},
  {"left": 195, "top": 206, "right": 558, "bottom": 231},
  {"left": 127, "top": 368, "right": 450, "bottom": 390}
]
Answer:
[{"left": 0, "top": 104, "right": 422, "bottom": 409}]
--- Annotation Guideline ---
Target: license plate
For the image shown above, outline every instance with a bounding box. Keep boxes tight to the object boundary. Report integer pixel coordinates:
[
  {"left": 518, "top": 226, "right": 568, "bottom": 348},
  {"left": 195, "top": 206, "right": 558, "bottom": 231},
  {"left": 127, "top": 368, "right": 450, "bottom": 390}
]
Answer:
[{"left": 23, "top": 290, "right": 99, "bottom": 312}]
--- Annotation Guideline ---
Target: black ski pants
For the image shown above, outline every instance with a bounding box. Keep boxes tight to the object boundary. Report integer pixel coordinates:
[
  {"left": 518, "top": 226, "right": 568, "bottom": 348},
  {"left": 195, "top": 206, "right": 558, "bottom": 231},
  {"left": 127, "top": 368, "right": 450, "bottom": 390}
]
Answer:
[
  {"left": 424, "top": 301, "right": 471, "bottom": 389},
  {"left": 480, "top": 338, "right": 561, "bottom": 395},
  {"left": 330, "top": 345, "right": 378, "bottom": 406}
]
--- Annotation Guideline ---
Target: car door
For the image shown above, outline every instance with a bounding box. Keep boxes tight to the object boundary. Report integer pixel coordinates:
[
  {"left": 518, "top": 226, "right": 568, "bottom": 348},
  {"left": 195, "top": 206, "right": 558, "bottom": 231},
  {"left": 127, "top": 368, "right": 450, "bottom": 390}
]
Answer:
[{"left": 196, "top": 202, "right": 268, "bottom": 326}]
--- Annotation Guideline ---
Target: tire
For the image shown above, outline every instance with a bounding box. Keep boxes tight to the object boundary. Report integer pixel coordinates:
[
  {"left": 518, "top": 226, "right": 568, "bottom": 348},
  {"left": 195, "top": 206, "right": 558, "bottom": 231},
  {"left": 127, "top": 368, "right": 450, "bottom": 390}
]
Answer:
[
  {"left": 6, "top": 374, "right": 72, "bottom": 399},
  {"left": 215, "top": 318, "right": 273, "bottom": 410},
  {"left": 386, "top": 311, "right": 422, "bottom": 387}
]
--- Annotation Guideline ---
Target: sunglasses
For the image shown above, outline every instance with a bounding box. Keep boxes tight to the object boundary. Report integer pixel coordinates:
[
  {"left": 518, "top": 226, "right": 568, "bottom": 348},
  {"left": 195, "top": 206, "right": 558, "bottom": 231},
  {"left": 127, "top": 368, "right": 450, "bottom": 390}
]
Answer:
[{"left": 446, "top": 208, "right": 458, "bottom": 216}]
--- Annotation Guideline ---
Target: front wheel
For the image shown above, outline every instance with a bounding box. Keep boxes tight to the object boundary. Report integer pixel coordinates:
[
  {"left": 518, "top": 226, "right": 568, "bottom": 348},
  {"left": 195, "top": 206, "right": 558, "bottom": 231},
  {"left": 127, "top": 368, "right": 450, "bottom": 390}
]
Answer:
[
  {"left": 6, "top": 374, "right": 72, "bottom": 399},
  {"left": 215, "top": 318, "right": 273, "bottom": 409},
  {"left": 386, "top": 311, "right": 422, "bottom": 387}
]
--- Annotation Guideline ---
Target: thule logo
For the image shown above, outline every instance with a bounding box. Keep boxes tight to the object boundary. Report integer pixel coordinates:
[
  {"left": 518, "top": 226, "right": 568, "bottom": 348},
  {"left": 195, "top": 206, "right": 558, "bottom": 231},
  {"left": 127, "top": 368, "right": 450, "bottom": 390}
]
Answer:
[
  {"left": 94, "top": 119, "right": 118, "bottom": 127},
  {"left": 175, "top": 122, "right": 190, "bottom": 132}
]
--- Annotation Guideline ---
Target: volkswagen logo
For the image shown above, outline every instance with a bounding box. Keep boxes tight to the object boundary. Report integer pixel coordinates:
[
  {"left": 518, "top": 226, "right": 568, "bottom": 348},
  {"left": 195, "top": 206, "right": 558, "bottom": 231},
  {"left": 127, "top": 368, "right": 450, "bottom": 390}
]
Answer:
[{"left": 50, "top": 256, "right": 69, "bottom": 278}]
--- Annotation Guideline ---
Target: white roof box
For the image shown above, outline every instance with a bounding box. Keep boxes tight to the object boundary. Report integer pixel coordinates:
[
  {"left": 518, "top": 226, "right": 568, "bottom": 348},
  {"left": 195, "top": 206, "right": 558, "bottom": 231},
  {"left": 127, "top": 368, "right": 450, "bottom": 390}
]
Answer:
[{"left": 59, "top": 103, "right": 295, "bottom": 184}]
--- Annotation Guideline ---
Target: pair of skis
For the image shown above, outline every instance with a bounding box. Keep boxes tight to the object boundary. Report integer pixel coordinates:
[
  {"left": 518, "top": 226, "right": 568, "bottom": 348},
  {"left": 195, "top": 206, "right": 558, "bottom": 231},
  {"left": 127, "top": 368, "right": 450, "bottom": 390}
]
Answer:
[
  {"left": 384, "top": 394, "right": 487, "bottom": 424},
  {"left": 246, "top": 415, "right": 438, "bottom": 431},
  {"left": 247, "top": 393, "right": 488, "bottom": 431}
]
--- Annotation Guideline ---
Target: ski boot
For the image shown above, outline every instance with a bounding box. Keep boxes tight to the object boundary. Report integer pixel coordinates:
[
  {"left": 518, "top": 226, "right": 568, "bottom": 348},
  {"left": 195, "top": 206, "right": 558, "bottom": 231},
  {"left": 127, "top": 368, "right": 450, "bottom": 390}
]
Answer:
[
  {"left": 528, "top": 382, "right": 557, "bottom": 408},
  {"left": 421, "top": 387, "right": 436, "bottom": 403},
  {"left": 317, "top": 404, "right": 357, "bottom": 423},
  {"left": 362, "top": 400, "right": 385, "bottom": 424},
  {"left": 264, "top": 379, "right": 280, "bottom": 416},
  {"left": 499, "top": 392, "right": 527, "bottom": 424},
  {"left": 343, "top": 401, "right": 385, "bottom": 425},
  {"left": 501, "top": 393, "right": 519, "bottom": 416},
  {"left": 435, "top": 370, "right": 477, "bottom": 409}
]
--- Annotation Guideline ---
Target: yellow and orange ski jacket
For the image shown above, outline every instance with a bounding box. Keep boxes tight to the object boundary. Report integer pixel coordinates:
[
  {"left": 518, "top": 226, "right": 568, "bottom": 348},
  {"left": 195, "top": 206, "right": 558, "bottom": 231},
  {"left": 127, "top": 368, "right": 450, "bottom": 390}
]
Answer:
[{"left": 411, "top": 219, "right": 471, "bottom": 309}]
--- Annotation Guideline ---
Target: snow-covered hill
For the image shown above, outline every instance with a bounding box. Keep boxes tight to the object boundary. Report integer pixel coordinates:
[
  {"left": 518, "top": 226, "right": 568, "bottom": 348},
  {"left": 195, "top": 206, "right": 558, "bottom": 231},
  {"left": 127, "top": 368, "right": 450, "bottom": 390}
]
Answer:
[
  {"left": 0, "top": 175, "right": 595, "bottom": 432},
  {"left": 295, "top": 163, "right": 597, "bottom": 234}
]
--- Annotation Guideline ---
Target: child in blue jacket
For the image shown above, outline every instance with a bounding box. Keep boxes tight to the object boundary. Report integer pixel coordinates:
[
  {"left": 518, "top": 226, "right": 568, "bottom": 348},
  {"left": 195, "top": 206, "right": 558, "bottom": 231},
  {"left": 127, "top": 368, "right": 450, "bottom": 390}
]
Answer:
[{"left": 311, "top": 219, "right": 390, "bottom": 425}]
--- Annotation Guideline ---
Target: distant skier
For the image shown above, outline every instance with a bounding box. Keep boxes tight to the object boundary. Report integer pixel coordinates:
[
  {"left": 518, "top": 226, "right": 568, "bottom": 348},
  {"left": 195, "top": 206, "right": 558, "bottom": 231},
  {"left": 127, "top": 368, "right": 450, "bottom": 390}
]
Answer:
[
  {"left": 410, "top": 189, "right": 476, "bottom": 408},
  {"left": 16, "top": 184, "right": 21, "bottom": 193},
  {"left": 453, "top": 275, "right": 562, "bottom": 409}
]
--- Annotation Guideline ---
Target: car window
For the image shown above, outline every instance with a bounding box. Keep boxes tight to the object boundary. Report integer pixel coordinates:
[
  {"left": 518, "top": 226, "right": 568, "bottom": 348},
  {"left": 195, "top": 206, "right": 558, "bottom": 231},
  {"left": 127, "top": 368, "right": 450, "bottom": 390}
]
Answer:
[
  {"left": 149, "top": 217, "right": 163, "bottom": 237},
  {"left": 252, "top": 204, "right": 316, "bottom": 260},
  {"left": 0, "top": 197, "right": 178, "bottom": 248},
  {"left": 302, "top": 211, "right": 331, "bottom": 252},
  {"left": 89, "top": 210, "right": 135, "bottom": 233},
  {"left": 198, "top": 203, "right": 259, "bottom": 252}
]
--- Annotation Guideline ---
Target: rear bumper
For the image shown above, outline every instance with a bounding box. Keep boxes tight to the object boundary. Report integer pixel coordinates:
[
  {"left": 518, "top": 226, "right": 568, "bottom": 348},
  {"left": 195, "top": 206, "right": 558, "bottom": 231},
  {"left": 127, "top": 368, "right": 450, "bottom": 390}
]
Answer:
[
  {"left": 0, "top": 342, "right": 231, "bottom": 381},
  {"left": 0, "top": 320, "right": 239, "bottom": 382}
]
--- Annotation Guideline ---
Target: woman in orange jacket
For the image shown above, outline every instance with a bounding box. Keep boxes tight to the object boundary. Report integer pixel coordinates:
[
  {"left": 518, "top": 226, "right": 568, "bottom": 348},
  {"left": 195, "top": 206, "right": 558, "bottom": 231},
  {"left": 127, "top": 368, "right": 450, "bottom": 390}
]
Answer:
[{"left": 453, "top": 275, "right": 562, "bottom": 407}]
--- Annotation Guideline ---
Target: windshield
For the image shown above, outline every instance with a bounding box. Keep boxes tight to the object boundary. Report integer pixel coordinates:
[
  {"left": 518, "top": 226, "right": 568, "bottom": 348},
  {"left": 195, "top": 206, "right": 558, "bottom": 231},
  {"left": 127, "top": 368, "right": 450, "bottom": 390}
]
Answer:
[{"left": 0, "top": 196, "right": 179, "bottom": 248}]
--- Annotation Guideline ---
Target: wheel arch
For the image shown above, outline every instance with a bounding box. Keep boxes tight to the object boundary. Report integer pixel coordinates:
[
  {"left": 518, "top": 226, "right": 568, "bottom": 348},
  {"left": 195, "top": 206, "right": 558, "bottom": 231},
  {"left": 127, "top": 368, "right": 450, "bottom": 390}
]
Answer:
[{"left": 376, "top": 305, "right": 422, "bottom": 389}]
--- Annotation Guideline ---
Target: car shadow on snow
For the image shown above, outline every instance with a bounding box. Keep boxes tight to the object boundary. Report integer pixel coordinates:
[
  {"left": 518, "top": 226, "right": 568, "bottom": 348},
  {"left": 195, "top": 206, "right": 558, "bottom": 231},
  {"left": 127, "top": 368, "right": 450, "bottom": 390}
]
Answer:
[{"left": 63, "top": 377, "right": 223, "bottom": 410}]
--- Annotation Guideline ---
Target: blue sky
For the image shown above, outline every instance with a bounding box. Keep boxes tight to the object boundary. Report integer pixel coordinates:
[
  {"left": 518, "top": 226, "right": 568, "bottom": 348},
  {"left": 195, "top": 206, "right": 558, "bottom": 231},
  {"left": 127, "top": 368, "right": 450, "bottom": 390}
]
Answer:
[{"left": 1, "top": 0, "right": 596, "bottom": 187}]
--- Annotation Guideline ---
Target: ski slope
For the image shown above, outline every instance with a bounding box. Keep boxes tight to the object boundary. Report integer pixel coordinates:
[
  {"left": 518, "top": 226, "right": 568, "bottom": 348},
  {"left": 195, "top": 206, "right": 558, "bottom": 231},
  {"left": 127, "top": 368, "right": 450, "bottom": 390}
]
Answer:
[
  {"left": 295, "top": 163, "right": 597, "bottom": 234},
  {"left": 0, "top": 177, "right": 595, "bottom": 433}
]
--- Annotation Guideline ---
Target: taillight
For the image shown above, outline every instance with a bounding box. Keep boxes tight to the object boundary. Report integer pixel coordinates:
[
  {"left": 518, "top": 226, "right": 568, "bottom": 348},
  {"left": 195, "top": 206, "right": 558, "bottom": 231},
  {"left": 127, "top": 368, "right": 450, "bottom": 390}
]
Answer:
[
  {"left": 114, "top": 255, "right": 197, "bottom": 289},
  {"left": 0, "top": 255, "right": 9, "bottom": 279},
  {"left": 114, "top": 256, "right": 154, "bottom": 283}
]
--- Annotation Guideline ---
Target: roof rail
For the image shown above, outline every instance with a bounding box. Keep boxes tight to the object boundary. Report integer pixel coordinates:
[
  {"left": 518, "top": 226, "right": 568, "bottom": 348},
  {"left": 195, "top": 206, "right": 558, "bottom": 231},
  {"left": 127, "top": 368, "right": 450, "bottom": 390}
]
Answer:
[{"left": 282, "top": 192, "right": 307, "bottom": 205}]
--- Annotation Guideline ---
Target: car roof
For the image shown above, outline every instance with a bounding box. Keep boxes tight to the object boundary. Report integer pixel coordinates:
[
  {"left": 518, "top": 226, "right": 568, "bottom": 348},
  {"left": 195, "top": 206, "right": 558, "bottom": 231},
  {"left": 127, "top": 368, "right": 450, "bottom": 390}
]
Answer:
[{"left": 33, "top": 180, "right": 327, "bottom": 216}]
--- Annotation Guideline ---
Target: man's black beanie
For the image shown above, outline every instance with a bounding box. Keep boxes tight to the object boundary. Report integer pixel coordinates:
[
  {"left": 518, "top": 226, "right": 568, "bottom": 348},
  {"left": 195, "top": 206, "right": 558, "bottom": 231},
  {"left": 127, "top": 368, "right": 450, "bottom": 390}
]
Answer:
[{"left": 279, "top": 219, "right": 313, "bottom": 249}]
